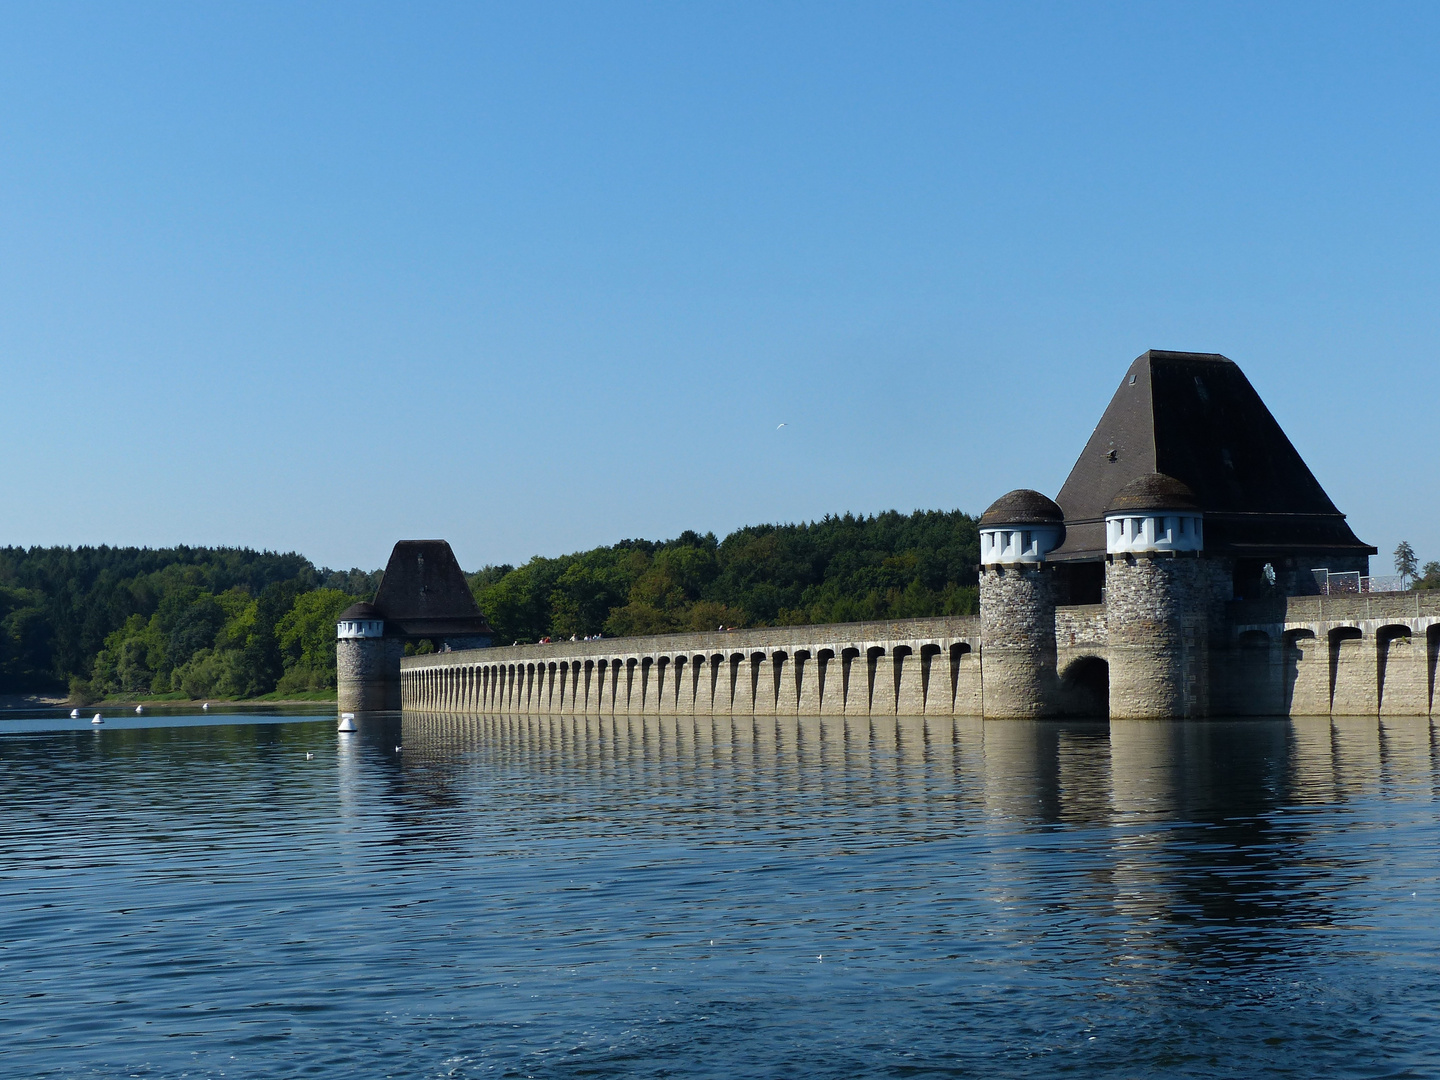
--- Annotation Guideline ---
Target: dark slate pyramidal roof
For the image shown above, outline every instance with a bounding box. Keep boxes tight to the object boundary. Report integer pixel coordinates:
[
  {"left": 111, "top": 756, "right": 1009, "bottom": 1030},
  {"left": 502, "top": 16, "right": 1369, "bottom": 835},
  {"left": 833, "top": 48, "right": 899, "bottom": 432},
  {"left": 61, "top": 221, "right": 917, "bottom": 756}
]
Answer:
[
  {"left": 1049, "top": 350, "right": 1374, "bottom": 562},
  {"left": 372, "top": 539, "right": 495, "bottom": 639}
]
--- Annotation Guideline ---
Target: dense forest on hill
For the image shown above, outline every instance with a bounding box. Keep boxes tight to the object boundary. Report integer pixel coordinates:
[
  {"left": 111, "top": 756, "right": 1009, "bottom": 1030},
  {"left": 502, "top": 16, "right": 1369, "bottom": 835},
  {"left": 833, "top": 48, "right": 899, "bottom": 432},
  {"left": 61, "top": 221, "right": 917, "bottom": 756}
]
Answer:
[
  {"left": 0, "top": 510, "right": 980, "bottom": 700},
  {"left": 0, "top": 546, "right": 379, "bottom": 699},
  {"left": 468, "top": 510, "right": 981, "bottom": 645}
]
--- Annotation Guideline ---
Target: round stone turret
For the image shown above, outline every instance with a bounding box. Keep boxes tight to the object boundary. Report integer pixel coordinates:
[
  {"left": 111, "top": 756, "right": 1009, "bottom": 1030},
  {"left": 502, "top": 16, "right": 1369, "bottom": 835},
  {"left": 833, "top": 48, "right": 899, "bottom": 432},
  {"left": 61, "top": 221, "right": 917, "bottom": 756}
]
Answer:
[
  {"left": 1104, "top": 473, "right": 1202, "bottom": 555},
  {"left": 1103, "top": 473, "right": 1227, "bottom": 718},
  {"left": 979, "top": 489, "right": 1065, "bottom": 566},
  {"left": 337, "top": 601, "right": 402, "bottom": 712},
  {"left": 978, "top": 489, "right": 1063, "bottom": 718}
]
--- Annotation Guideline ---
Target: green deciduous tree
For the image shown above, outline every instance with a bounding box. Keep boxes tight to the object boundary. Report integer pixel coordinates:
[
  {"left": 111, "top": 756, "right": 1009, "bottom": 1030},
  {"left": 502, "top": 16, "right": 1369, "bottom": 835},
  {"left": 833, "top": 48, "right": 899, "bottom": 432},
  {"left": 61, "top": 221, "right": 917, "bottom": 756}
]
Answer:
[{"left": 275, "top": 589, "right": 353, "bottom": 693}]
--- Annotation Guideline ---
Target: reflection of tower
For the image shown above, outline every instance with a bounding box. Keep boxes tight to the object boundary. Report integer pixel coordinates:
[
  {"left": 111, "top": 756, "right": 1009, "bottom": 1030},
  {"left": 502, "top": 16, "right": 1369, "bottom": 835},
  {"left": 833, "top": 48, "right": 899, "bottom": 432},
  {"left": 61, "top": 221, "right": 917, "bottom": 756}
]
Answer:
[
  {"left": 336, "top": 602, "right": 403, "bottom": 711},
  {"left": 1103, "top": 474, "right": 1224, "bottom": 719},
  {"left": 978, "top": 490, "right": 1064, "bottom": 719}
]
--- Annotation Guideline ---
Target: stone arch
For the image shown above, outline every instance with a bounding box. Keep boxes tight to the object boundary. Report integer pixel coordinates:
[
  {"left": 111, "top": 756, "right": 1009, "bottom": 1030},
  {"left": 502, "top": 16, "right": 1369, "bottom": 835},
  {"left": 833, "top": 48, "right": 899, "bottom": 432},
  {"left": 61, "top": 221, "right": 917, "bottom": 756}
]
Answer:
[
  {"left": 1059, "top": 654, "right": 1109, "bottom": 718},
  {"left": 1328, "top": 625, "right": 1364, "bottom": 712},
  {"left": 949, "top": 642, "right": 972, "bottom": 709},
  {"left": 840, "top": 648, "right": 861, "bottom": 711},
  {"left": 916, "top": 643, "right": 943, "bottom": 713},
  {"left": 768, "top": 650, "right": 789, "bottom": 712},
  {"left": 655, "top": 655, "right": 671, "bottom": 712},
  {"left": 624, "top": 658, "right": 638, "bottom": 710},
  {"left": 790, "top": 649, "right": 811, "bottom": 712},
  {"left": 816, "top": 648, "right": 837, "bottom": 712},
  {"left": 669, "top": 654, "right": 685, "bottom": 711},
  {"left": 1376, "top": 624, "right": 1414, "bottom": 714},
  {"left": 640, "top": 656, "right": 655, "bottom": 710},
  {"left": 746, "top": 651, "right": 767, "bottom": 714},
  {"left": 1281, "top": 629, "right": 1318, "bottom": 715},
  {"left": 722, "top": 652, "right": 742, "bottom": 710},
  {"left": 889, "top": 644, "right": 914, "bottom": 715},
  {"left": 864, "top": 646, "right": 885, "bottom": 712}
]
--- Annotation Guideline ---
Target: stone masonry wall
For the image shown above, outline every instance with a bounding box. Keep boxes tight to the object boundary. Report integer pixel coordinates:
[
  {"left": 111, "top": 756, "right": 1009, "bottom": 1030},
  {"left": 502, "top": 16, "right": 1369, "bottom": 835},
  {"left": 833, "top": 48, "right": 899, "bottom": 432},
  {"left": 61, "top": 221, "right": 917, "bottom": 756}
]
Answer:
[
  {"left": 1106, "top": 555, "right": 1230, "bottom": 719},
  {"left": 1227, "top": 591, "right": 1440, "bottom": 718},
  {"left": 338, "top": 636, "right": 404, "bottom": 711},
  {"left": 979, "top": 565, "right": 1058, "bottom": 718},
  {"left": 403, "top": 614, "right": 982, "bottom": 719}
]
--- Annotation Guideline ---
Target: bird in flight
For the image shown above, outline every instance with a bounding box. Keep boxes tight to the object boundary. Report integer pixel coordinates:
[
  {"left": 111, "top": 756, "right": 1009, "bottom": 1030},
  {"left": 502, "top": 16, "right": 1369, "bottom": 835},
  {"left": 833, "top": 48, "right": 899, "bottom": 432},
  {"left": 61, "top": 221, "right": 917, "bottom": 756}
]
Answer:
[{"left": 777, "top": 423, "right": 787, "bottom": 429}]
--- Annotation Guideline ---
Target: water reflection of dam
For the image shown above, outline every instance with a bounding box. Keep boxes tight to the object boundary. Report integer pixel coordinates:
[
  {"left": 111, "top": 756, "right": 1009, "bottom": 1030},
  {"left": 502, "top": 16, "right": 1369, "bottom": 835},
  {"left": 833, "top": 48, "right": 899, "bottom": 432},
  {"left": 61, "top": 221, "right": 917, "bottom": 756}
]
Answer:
[
  {"left": 395, "top": 711, "right": 1437, "bottom": 823},
  {"left": 384, "top": 711, "right": 1438, "bottom": 968}
]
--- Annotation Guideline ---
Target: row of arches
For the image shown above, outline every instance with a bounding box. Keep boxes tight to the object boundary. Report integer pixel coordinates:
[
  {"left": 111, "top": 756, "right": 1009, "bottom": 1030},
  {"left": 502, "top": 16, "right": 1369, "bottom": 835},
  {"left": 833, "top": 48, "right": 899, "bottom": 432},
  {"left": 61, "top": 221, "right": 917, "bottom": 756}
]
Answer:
[
  {"left": 1233, "top": 622, "right": 1440, "bottom": 716},
  {"left": 403, "top": 640, "right": 981, "bottom": 718}
]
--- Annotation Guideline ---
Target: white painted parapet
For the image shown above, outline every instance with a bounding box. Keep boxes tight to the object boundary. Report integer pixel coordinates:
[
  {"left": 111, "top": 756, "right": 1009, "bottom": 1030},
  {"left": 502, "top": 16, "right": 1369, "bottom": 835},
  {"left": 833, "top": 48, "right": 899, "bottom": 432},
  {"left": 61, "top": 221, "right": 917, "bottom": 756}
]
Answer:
[{"left": 1104, "top": 512, "right": 1202, "bottom": 555}]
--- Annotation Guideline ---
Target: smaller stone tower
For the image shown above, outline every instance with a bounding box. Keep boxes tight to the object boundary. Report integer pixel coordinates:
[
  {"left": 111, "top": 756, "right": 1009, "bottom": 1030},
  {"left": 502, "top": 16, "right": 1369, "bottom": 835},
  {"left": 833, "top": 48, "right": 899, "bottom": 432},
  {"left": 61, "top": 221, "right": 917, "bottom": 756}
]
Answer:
[
  {"left": 336, "top": 540, "right": 494, "bottom": 712},
  {"left": 336, "top": 601, "right": 403, "bottom": 712},
  {"left": 1103, "top": 473, "right": 1225, "bottom": 719},
  {"left": 978, "top": 490, "right": 1065, "bottom": 719}
]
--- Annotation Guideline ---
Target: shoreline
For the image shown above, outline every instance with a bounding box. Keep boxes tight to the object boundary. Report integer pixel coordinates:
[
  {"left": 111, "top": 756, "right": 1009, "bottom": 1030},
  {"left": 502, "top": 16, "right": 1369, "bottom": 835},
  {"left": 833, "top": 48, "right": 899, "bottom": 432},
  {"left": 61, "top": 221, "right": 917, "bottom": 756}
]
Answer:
[{"left": 0, "top": 693, "right": 337, "bottom": 711}]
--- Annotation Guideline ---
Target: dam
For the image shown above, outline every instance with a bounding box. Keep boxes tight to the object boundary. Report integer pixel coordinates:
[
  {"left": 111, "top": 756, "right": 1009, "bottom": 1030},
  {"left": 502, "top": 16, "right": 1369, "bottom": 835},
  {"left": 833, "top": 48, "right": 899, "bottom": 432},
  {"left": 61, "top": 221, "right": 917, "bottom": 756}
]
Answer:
[
  {"left": 344, "top": 349, "right": 1436, "bottom": 719},
  {"left": 400, "top": 592, "right": 1440, "bottom": 719}
]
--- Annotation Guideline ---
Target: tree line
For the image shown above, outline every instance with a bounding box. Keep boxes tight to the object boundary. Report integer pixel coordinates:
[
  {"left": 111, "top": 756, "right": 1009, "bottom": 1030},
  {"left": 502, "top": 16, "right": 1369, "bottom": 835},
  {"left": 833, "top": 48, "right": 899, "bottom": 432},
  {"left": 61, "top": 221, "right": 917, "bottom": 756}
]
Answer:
[
  {"left": 12, "top": 523, "right": 1433, "bottom": 702},
  {"left": 0, "top": 510, "right": 982, "bottom": 699},
  {"left": 0, "top": 546, "right": 379, "bottom": 700},
  {"left": 469, "top": 510, "right": 981, "bottom": 645}
]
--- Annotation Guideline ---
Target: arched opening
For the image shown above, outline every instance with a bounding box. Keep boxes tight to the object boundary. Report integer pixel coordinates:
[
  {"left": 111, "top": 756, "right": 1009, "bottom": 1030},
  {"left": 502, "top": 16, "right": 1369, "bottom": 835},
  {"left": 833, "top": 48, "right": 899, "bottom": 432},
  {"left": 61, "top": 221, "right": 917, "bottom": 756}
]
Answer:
[
  {"left": 1283, "top": 629, "right": 1316, "bottom": 713},
  {"left": 1376, "top": 625, "right": 1413, "bottom": 712},
  {"left": 1060, "top": 655, "right": 1109, "bottom": 719},
  {"left": 1328, "top": 626, "right": 1363, "bottom": 710},
  {"left": 919, "top": 643, "right": 942, "bottom": 708}
]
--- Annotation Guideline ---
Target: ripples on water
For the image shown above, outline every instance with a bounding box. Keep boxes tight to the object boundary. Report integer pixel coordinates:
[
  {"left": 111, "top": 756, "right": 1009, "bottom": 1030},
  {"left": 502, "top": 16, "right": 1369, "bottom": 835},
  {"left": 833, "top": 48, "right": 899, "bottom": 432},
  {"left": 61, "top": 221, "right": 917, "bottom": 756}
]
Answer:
[{"left": 1, "top": 709, "right": 1438, "bottom": 1078}]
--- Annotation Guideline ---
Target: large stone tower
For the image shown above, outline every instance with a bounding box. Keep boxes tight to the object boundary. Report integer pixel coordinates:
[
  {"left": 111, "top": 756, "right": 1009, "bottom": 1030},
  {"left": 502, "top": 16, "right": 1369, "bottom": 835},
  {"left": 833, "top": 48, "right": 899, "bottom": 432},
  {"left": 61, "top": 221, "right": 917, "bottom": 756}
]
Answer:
[
  {"left": 978, "top": 489, "right": 1065, "bottom": 719},
  {"left": 1102, "top": 473, "right": 1226, "bottom": 719}
]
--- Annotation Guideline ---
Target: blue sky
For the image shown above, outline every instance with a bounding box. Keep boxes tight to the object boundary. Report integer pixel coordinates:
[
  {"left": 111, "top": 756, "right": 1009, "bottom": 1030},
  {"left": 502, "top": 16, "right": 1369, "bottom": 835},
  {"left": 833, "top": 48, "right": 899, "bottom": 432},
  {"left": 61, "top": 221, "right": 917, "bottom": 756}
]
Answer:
[{"left": 2, "top": 2, "right": 1436, "bottom": 573}]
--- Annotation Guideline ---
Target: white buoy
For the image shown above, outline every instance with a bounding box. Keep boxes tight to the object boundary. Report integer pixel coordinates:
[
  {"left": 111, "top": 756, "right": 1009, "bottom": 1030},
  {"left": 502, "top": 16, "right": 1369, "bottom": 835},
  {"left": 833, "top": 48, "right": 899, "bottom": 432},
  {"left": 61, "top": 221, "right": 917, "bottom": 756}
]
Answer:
[
  {"left": 338, "top": 712, "right": 357, "bottom": 733},
  {"left": 135, "top": 705, "right": 144, "bottom": 715},
  {"left": 70, "top": 708, "right": 79, "bottom": 719},
  {"left": 91, "top": 713, "right": 103, "bottom": 725}
]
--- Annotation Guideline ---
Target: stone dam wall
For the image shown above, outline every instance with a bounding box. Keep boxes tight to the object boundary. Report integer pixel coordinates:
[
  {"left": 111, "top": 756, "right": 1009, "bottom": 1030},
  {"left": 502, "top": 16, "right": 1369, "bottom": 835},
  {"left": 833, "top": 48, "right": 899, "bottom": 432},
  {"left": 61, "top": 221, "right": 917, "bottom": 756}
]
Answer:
[
  {"left": 400, "top": 594, "right": 1440, "bottom": 718},
  {"left": 401, "top": 616, "right": 982, "bottom": 718}
]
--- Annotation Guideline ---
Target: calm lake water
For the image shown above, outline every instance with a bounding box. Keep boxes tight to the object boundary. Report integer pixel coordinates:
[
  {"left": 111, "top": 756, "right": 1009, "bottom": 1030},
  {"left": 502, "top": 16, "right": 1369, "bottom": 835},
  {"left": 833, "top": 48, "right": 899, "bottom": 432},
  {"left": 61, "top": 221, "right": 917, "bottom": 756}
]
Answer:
[{"left": 2, "top": 708, "right": 1438, "bottom": 1078}]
